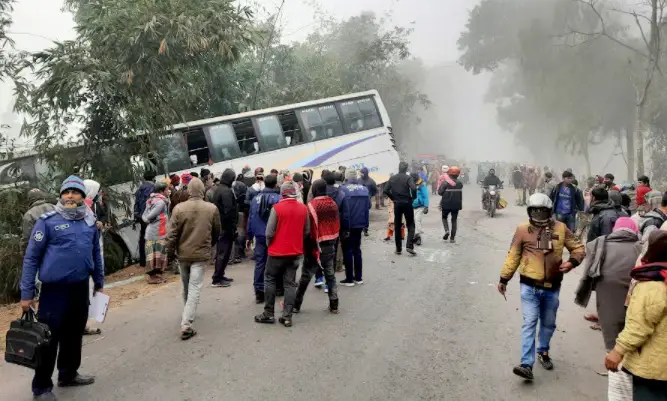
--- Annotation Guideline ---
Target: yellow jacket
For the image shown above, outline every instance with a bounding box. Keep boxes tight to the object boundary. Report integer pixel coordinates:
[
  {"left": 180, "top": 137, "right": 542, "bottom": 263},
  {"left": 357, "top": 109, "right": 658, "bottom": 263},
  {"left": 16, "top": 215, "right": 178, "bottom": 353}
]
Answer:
[
  {"left": 500, "top": 221, "right": 585, "bottom": 290},
  {"left": 615, "top": 281, "right": 667, "bottom": 380}
]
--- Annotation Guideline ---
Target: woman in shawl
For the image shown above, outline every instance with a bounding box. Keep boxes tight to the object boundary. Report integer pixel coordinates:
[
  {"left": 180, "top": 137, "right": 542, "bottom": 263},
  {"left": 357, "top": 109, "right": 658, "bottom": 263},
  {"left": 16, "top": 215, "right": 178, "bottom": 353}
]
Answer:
[{"left": 142, "top": 181, "right": 171, "bottom": 284}]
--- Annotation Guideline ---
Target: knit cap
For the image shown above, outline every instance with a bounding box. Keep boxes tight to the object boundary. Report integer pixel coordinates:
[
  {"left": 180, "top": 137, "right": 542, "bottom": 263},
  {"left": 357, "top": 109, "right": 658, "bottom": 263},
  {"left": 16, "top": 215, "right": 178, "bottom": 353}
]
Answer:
[
  {"left": 181, "top": 172, "right": 193, "bottom": 185},
  {"left": 280, "top": 181, "right": 298, "bottom": 198},
  {"left": 60, "top": 175, "right": 86, "bottom": 196}
]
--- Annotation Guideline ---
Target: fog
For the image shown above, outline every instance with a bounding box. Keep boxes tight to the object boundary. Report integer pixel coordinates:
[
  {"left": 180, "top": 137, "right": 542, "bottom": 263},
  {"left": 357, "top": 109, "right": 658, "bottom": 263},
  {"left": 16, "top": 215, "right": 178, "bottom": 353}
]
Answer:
[{"left": 0, "top": 0, "right": 635, "bottom": 178}]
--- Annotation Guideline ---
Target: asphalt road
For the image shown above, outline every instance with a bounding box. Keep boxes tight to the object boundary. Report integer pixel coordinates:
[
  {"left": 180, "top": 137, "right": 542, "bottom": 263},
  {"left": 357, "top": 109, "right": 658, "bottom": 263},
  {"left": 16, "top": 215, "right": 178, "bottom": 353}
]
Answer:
[{"left": 0, "top": 185, "right": 608, "bottom": 401}]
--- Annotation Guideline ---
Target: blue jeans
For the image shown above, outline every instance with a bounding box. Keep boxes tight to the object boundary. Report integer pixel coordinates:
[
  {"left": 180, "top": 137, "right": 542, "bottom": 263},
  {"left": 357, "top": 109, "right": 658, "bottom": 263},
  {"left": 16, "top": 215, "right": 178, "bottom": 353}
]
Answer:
[
  {"left": 520, "top": 284, "right": 560, "bottom": 367},
  {"left": 555, "top": 213, "right": 576, "bottom": 233},
  {"left": 253, "top": 236, "right": 268, "bottom": 293}
]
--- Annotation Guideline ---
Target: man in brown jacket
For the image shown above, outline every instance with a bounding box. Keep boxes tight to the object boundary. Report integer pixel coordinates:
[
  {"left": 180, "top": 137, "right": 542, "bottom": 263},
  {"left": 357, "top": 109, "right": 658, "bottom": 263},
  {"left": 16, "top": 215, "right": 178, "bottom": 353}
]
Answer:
[
  {"left": 165, "top": 177, "right": 221, "bottom": 340},
  {"left": 497, "top": 193, "right": 585, "bottom": 380}
]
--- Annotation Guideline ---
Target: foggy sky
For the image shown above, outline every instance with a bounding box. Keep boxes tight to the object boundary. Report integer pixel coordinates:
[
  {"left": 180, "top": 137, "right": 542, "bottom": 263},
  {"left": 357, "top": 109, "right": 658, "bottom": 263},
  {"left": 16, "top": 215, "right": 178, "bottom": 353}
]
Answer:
[{"left": 1, "top": 0, "right": 627, "bottom": 175}]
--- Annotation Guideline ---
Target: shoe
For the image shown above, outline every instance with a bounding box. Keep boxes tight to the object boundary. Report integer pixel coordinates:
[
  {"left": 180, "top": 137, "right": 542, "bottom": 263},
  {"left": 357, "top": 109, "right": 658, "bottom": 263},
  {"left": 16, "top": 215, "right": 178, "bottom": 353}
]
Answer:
[
  {"left": 395, "top": 249, "right": 402, "bottom": 255},
  {"left": 180, "top": 327, "right": 197, "bottom": 341},
  {"left": 58, "top": 374, "right": 95, "bottom": 387},
  {"left": 406, "top": 248, "right": 416, "bottom": 256},
  {"left": 450, "top": 238, "right": 456, "bottom": 244},
  {"left": 34, "top": 392, "right": 57, "bottom": 400},
  {"left": 364, "top": 229, "right": 369, "bottom": 237},
  {"left": 512, "top": 365, "right": 534, "bottom": 380},
  {"left": 255, "top": 291, "right": 265, "bottom": 304},
  {"left": 414, "top": 236, "right": 422, "bottom": 246},
  {"left": 314, "top": 277, "right": 325, "bottom": 288},
  {"left": 222, "top": 276, "right": 234, "bottom": 282},
  {"left": 339, "top": 279, "right": 355, "bottom": 287},
  {"left": 538, "top": 353, "right": 554, "bottom": 370},
  {"left": 211, "top": 281, "right": 231, "bottom": 288},
  {"left": 324, "top": 284, "right": 329, "bottom": 293},
  {"left": 383, "top": 237, "right": 392, "bottom": 242},
  {"left": 443, "top": 233, "right": 450, "bottom": 241},
  {"left": 254, "top": 313, "right": 275, "bottom": 324},
  {"left": 354, "top": 280, "right": 364, "bottom": 285},
  {"left": 329, "top": 299, "right": 339, "bottom": 314},
  {"left": 229, "top": 258, "right": 241, "bottom": 265},
  {"left": 279, "top": 317, "right": 292, "bottom": 327}
]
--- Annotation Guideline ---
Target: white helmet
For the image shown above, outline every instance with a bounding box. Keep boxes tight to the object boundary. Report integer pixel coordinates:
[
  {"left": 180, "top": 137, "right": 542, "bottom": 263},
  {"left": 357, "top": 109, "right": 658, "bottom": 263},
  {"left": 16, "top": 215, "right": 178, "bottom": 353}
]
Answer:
[
  {"left": 442, "top": 165, "right": 449, "bottom": 173},
  {"left": 527, "top": 193, "right": 553, "bottom": 209}
]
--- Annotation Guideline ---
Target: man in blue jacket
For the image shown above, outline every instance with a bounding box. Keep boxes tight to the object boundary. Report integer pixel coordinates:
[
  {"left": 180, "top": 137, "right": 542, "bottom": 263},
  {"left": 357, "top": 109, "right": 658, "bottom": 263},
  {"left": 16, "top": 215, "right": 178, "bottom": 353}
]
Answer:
[
  {"left": 411, "top": 172, "right": 430, "bottom": 246},
  {"left": 247, "top": 174, "right": 282, "bottom": 303},
  {"left": 339, "top": 169, "right": 370, "bottom": 286},
  {"left": 21, "top": 175, "right": 104, "bottom": 401}
]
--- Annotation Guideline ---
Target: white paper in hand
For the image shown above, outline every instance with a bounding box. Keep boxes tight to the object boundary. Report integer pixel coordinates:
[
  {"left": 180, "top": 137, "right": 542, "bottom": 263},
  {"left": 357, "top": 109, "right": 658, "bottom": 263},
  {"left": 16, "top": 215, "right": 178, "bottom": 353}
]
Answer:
[{"left": 88, "top": 292, "right": 110, "bottom": 323}]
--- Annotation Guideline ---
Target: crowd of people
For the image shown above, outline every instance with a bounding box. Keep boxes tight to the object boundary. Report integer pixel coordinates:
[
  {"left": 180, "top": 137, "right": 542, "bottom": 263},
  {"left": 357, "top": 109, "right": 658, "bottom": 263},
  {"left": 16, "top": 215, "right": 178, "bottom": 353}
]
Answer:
[{"left": 15, "top": 159, "right": 667, "bottom": 400}]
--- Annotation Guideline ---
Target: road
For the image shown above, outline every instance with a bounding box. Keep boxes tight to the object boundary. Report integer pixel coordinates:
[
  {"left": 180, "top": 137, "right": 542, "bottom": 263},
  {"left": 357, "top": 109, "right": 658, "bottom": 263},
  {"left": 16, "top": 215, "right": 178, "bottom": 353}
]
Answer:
[{"left": 0, "top": 185, "right": 607, "bottom": 401}]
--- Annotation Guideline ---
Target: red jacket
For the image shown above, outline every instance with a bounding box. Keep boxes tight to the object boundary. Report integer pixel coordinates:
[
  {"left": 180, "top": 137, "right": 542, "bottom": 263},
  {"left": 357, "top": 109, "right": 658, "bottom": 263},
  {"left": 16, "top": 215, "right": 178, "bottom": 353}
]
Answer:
[
  {"left": 267, "top": 198, "right": 309, "bottom": 257},
  {"left": 637, "top": 186, "right": 652, "bottom": 206}
]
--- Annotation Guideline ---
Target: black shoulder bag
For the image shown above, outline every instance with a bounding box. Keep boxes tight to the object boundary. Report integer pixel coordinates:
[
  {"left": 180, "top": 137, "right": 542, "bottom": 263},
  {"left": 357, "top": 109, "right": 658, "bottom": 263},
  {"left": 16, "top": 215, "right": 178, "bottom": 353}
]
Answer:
[{"left": 5, "top": 308, "right": 52, "bottom": 369}]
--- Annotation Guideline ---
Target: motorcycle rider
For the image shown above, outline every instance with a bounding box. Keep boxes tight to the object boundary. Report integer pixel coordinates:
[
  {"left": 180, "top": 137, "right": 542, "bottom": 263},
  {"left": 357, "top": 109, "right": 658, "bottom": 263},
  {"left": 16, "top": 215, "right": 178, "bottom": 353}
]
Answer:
[
  {"left": 482, "top": 168, "right": 503, "bottom": 207},
  {"left": 438, "top": 166, "right": 463, "bottom": 243},
  {"left": 497, "top": 193, "right": 584, "bottom": 380}
]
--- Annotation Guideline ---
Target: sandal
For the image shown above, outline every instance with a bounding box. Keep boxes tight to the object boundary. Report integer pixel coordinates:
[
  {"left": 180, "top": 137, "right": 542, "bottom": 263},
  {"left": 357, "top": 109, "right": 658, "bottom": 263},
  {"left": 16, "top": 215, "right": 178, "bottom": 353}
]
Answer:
[
  {"left": 584, "top": 313, "right": 599, "bottom": 323},
  {"left": 590, "top": 323, "right": 602, "bottom": 331},
  {"left": 83, "top": 327, "right": 102, "bottom": 336},
  {"left": 180, "top": 328, "right": 197, "bottom": 340}
]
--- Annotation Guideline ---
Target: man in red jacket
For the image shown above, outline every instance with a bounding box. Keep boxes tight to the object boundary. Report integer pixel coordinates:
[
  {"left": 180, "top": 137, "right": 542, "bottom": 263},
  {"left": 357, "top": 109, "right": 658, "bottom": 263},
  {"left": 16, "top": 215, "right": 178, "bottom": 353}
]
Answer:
[
  {"left": 255, "top": 181, "right": 310, "bottom": 327},
  {"left": 636, "top": 175, "right": 652, "bottom": 209}
]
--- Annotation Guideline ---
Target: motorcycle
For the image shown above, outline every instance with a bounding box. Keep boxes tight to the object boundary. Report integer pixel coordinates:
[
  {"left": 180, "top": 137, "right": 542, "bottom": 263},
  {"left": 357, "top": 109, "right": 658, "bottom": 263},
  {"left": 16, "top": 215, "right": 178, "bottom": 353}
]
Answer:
[{"left": 483, "top": 184, "right": 502, "bottom": 217}]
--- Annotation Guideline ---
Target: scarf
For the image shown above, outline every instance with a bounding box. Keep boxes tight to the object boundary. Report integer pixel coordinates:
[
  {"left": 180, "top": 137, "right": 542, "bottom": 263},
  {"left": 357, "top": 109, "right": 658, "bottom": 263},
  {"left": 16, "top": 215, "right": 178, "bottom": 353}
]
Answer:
[
  {"left": 55, "top": 200, "right": 97, "bottom": 227},
  {"left": 631, "top": 262, "right": 667, "bottom": 284},
  {"left": 308, "top": 196, "right": 340, "bottom": 243}
]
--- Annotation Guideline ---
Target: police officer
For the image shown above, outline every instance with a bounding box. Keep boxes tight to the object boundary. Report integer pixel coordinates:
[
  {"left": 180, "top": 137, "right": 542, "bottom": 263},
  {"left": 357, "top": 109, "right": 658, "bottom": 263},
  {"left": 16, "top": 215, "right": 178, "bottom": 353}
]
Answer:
[{"left": 21, "top": 175, "right": 104, "bottom": 401}]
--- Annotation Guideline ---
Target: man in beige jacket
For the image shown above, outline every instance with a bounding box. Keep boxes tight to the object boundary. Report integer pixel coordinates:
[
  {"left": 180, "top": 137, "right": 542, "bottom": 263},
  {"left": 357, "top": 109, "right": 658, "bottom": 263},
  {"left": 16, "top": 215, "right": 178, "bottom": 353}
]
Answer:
[{"left": 165, "top": 178, "right": 221, "bottom": 340}]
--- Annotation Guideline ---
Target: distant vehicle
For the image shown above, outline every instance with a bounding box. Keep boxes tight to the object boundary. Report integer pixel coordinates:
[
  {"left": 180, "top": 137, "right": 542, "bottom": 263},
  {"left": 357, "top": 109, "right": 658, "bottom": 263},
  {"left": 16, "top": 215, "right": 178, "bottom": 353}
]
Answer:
[{"left": 0, "top": 90, "right": 399, "bottom": 262}]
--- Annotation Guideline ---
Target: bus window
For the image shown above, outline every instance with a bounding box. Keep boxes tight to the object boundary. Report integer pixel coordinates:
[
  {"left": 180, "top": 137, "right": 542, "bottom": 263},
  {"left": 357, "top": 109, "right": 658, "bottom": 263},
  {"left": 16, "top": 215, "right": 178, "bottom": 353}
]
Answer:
[
  {"left": 338, "top": 97, "right": 383, "bottom": 133},
  {"left": 254, "top": 115, "right": 287, "bottom": 151},
  {"left": 205, "top": 123, "right": 241, "bottom": 162},
  {"left": 232, "top": 118, "right": 260, "bottom": 155},
  {"left": 0, "top": 156, "right": 37, "bottom": 185},
  {"left": 181, "top": 127, "right": 210, "bottom": 167},
  {"left": 276, "top": 110, "right": 304, "bottom": 146},
  {"left": 297, "top": 104, "right": 344, "bottom": 141},
  {"left": 156, "top": 133, "right": 191, "bottom": 173}
]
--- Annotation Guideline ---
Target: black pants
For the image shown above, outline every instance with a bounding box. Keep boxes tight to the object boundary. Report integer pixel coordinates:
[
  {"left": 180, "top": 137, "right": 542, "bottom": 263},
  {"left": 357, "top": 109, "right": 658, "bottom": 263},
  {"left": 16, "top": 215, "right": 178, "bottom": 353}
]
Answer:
[
  {"left": 633, "top": 374, "right": 667, "bottom": 401},
  {"left": 295, "top": 243, "right": 338, "bottom": 308},
  {"left": 138, "top": 221, "right": 148, "bottom": 267},
  {"left": 393, "top": 202, "right": 415, "bottom": 251},
  {"left": 342, "top": 228, "right": 363, "bottom": 281},
  {"left": 442, "top": 209, "right": 459, "bottom": 239},
  {"left": 33, "top": 281, "right": 89, "bottom": 395},
  {"left": 212, "top": 232, "right": 234, "bottom": 284},
  {"left": 264, "top": 255, "right": 301, "bottom": 318}
]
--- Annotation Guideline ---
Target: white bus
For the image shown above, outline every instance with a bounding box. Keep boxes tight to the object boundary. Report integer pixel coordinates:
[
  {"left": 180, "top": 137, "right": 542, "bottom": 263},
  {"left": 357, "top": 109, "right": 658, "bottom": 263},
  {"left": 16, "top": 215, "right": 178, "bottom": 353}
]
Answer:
[{"left": 0, "top": 90, "right": 399, "bottom": 261}]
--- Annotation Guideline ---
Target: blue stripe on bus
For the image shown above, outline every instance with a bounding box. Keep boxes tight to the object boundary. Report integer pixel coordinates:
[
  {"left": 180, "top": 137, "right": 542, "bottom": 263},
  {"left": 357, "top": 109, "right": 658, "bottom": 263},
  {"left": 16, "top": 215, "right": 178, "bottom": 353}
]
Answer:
[{"left": 296, "top": 133, "right": 384, "bottom": 168}]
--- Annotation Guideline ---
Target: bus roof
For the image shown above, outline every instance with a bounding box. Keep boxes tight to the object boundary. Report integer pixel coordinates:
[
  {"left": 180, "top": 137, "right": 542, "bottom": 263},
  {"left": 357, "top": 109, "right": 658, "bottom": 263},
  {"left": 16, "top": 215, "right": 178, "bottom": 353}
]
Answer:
[{"left": 169, "top": 90, "right": 381, "bottom": 131}]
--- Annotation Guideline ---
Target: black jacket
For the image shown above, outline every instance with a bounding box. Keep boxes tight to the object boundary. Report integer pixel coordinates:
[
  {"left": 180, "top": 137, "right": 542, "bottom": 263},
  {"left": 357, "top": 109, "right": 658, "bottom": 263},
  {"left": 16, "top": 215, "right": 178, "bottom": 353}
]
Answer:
[
  {"left": 512, "top": 170, "right": 524, "bottom": 188},
  {"left": 549, "top": 182, "right": 584, "bottom": 214},
  {"left": 438, "top": 179, "right": 463, "bottom": 211},
  {"left": 383, "top": 173, "right": 415, "bottom": 204},
  {"left": 214, "top": 169, "right": 239, "bottom": 233},
  {"left": 587, "top": 200, "right": 628, "bottom": 243},
  {"left": 483, "top": 174, "right": 502, "bottom": 187}
]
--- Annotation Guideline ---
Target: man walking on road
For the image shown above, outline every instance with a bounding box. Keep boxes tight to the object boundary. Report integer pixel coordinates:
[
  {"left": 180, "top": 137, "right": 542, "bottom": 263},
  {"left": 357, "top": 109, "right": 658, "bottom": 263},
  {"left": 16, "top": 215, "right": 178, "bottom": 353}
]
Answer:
[
  {"left": 497, "top": 193, "right": 584, "bottom": 380},
  {"left": 384, "top": 161, "right": 416, "bottom": 255},
  {"left": 294, "top": 179, "right": 341, "bottom": 313},
  {"left": 165, "top": 177, "right": 221, "bottom": 340},
  {"left": 255, "top": 181, "right": 309, "bottom": 327},
  {"left": 410, "top": 172, "right": 429, "bottom": 246},
  {"left": 549, "top": 170, "right": 583, "bottom": 233},
  {"left": 21, "top": 175, "right": 104, "bottom": 401},
  {"left": 339, "top": 169, "right": 371, "bottom": 286},
  {"left": 212, "top": 168, "right": 238, "bottom": 287},
  {"left": 247, "top": 174, "right": 281, "bottom": 303}
]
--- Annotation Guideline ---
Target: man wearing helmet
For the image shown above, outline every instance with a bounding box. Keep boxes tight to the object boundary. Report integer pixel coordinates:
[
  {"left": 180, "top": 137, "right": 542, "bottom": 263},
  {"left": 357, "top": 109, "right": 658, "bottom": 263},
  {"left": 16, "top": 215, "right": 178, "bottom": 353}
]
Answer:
[{"left": 497, "top": 193, "right": 585, "bottom": 380}]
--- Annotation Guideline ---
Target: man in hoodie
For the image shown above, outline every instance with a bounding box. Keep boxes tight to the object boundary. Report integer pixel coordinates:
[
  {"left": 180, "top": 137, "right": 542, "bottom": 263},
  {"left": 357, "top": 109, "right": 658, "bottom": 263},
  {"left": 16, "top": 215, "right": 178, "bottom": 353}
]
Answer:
[
  {"left": 21, "top": 176, "right": 103, "bottom": 400},
  {"left": 134, "top": 171, "right": 156, "bottom": 268},
  {"left": 165, "top": 178, "right": 221, "bottom": 340},
  {"left": 339, "top": 169, "right": 371, "bottom": 286},
  {"left": 411, "top": 172, "right": 429, "bottom": 246},
  {"left": 255, "top": 181, "right": 310, "bottom": 327},
  {"left": 294, "top": 179, "right": 341, "bottom": 314},
  {"left": 358, "top": 167, "right": 378, "bottom": 236},
  {"left": 247, "top": 174, "right": 281, "bottom": 303},
  {"left": 22, "top": 189, "right": 56, "bottom": 251},
  {"left": 587, "top": 188, "right": 628, "bottom": 243},
  {"left": 384, "top": 161, "right": 417, "bottom": 255},
  {"left": 212, "top": 168, "right": 238, "bottom": 287}
]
